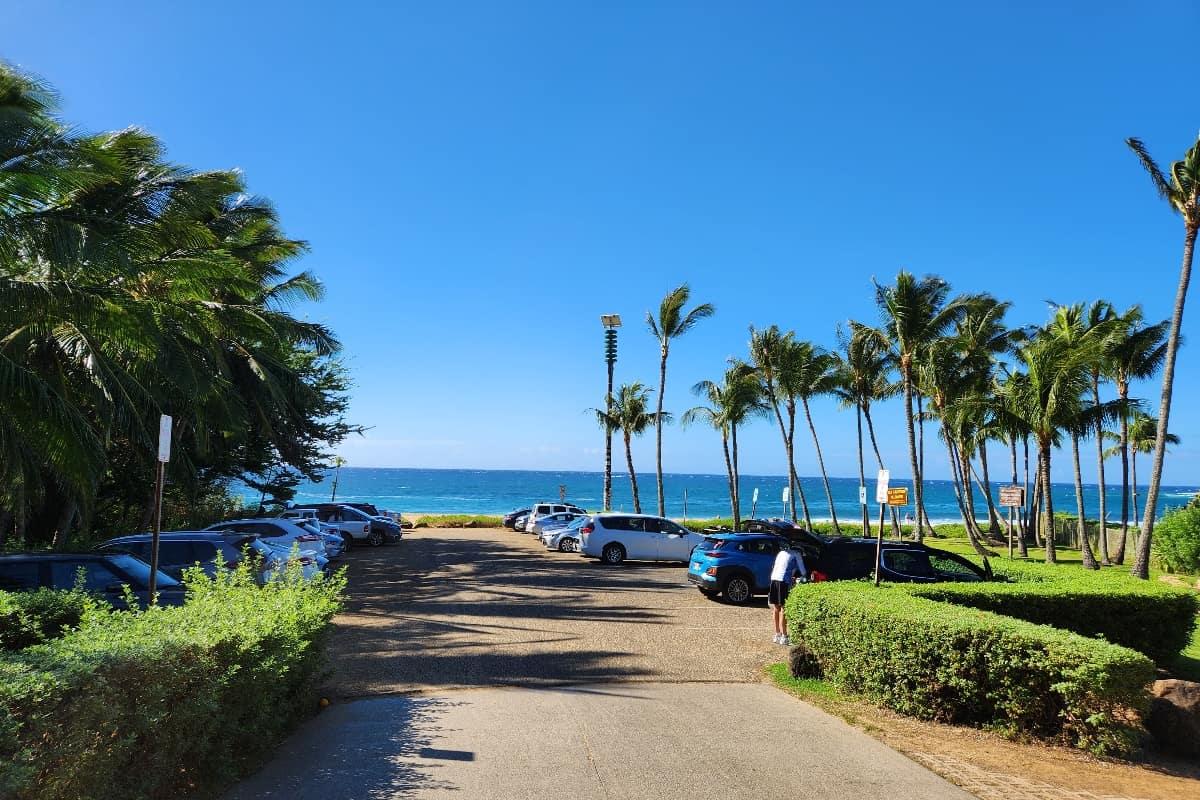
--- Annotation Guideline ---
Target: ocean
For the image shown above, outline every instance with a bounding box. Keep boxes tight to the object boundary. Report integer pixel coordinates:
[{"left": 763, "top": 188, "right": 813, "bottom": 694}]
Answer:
[{"left": 235, "top": 467, "right": 1197, "bottom": 523}]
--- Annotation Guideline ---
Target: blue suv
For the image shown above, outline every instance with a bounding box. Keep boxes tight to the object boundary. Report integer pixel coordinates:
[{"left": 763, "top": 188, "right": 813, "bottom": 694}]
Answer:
[{"left": 687, "top": 533, "right": 800, "bottom": 604}]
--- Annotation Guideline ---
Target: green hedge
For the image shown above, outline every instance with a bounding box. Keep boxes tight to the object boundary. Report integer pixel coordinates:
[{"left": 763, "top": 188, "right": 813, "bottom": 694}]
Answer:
[
  {"left": 786, "top": 582, "right": 1155, "bottom": 755},
  {"left": 1153, "top": 505, "right": 1200, "bottom": 574},
  {"left": 905, "top": 562, "right": 1198, "bottom": 664},
  {"left": 0, "top": 564, "right": 344, "bottom": 800},
  {"left": 0, "top": 590, "right": 92, "bottom": 652}
]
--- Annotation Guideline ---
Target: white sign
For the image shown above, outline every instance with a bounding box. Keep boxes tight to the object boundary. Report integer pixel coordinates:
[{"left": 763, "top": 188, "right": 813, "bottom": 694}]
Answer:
[
  {"left": 157, "top": 415, "right": 173, "bottom": 463},
  {"left": 875, "top": 469, "right": 890, "bottom": 504},
  {"left": 782, "top": 486, "right": 791, "bottom": 504},
  {"left": 752, "top": 488, "right": 759, "bottom": 504},
  {"left": 859, "top": 485, "right": 867, "bottom": 505}
]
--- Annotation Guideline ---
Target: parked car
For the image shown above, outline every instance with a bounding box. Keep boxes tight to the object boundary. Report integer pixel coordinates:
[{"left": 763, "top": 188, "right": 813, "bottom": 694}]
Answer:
[
  {"left": 808, "top": 538, "right": 990, "bottom": 583},
  {"left": 0, "top": 552, "right": 185, "bottom": 609},
  {"left": 532, "top": 511, "right": 588, "bottom": 536},
  {"left": 204, "top": 518, "right": 328, "bottom": 560},
  {"left": 504, "top": 508, "right": 531, "bottom": 530},
  {"left": 703, "top": 518, "right": 828, "bottom": 562},
  {"left": 541, "top": 517, "right": 587, "bottom": 552},
  {"left": 511, "top": 512, "right": 529, "bottom": 532},
  {"left": 578, "top": 514, "right": 706, "bottom": 564},
  {"left": 291, "top": 503, "right": 400, "bottom": 546},
  {"left": 686, "top": 532, "right": 794, "bottom": 604},
  {"left": 277, "top": 510, "right": 345, "bottom": 558},
  {"left": 95, "top": 531, "right": 323, "bottom": 583},
  {"left": 524, "top": 502, "right": 587, "bottom": 532}
]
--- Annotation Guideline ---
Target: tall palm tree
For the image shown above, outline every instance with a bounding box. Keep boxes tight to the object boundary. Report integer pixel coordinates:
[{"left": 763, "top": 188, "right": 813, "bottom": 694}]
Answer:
[
  {"left": 1127, "top": 412, "right": 1179, "bottom": 525},
  {"left": 834, "top": 324, "right": 899, "bottom": 534},
  {"left": 593, "top": 382, "right": 665, "bottom": 514},
  {"left": 749, "top": 325, "right": 811, "bottom": 527},
  {"left": 1082, "top": 301, "right": 1118, "bottom": 563},
  {"left": 1107, "top": 308, "right": 1168, "bottom": 564},
  {"left": 682, "top": 362, "right": 764, "bottom": 527},
  {"left": 784, "top": 340, "right": 841, "bottom": 532},
  {"left": 647, "top": 285, "right": 714, "bottom": 517},
  {"left": 1125, "top": 134, "right": 1200, "bottom": 579},
  {"left": 872, "top": 272, "right": 970, "bottom": 541}
]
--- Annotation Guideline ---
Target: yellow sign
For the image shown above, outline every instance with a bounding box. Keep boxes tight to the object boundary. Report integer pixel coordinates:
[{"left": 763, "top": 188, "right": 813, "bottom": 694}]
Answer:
[{"left": 886, "top": 487, "right": 909, "bottom": 506}]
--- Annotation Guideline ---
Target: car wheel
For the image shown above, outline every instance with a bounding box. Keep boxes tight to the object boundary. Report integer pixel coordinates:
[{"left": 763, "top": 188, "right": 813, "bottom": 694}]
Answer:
[
  {"left": 723, "top": 574, "right": 753, "bottom": 604},
  {"left": 601, "top": 543, "right": 625, "bottom": 564},
  {"left": 368, "top": 530, "right": 384, "bottom": 547},
  {"left": 341, "top": 533, "right": 354, "bottom": 550},
  {"left": 558, "top": 539, "right": 572, "bottom": 552}
]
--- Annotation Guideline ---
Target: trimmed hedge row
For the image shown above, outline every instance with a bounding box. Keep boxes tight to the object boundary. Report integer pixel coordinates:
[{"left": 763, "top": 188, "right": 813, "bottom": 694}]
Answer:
[
  {"left": 0, "top": 589, "right": 91, "bottom": 652},
  {"left": 0, "top": 564, "right": 344, "bottom": 800},
  {"left": 906, "top": 562, "right": 1199, "bottom": 664},
  {"left": 786, "top": 582, "right": 1155, "bottom": 755}
]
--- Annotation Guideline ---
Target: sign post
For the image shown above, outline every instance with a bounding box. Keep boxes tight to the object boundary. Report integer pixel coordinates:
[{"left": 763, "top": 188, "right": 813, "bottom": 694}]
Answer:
[
  {"left": 148, "top": 414, "right": 172, "bottom": 603},
  {"left": 876, "top": 482, "right": 909, "bottom": 586},
  {"left": 874, "top": 470, "right": 890, "bottom": 539},
  {"left": 751, "top": 487, "right": 759, "bottom": 519},
  {"left": 998, "top": 486, "right": 1025, "bottom": 559},
  {"left": 781, "top": 486, "right": 790, "bottom": 519}
]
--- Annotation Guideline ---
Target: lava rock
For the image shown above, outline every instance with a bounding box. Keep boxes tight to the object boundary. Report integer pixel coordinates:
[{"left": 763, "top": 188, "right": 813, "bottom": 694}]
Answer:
[{"left": 1146, "top": 679, "right": 1200, "bottom": 757}]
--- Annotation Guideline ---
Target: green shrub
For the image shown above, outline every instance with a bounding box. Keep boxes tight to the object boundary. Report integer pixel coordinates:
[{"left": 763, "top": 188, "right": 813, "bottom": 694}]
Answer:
[
  {"left": 679, "top": 517, "right": 733, "bottom": 532},
  {"left": 786, "top": 582, "right": 1154, "bottom": 755},
  {"left": 413, "top": 514, "right": 504, "bottom": 528},
  {"left": 906, "top": 562, "right": 1198, "bottom": 664},
  {"left": 0, "top": 590, "right": 93, "bottom": 652},
  {"left": 0, "top": 562, "right": 344, "bottom": 800},
  {"left": 1153, "top": 505, "right": 1200, "bottom": 575}
]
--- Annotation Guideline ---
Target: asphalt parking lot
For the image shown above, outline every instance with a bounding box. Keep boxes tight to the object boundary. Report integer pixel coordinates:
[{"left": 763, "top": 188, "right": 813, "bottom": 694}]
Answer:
[{"left": 326, "top": 526, "right": 779, "bottom": 696}]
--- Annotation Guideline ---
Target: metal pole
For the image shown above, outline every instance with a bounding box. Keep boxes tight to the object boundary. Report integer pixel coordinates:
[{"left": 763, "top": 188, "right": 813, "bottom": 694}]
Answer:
[
  {"left": 683, "top": 488, "right": 688, "bottom": 522},
  {"left": 604, "top": 354, "right": 614, "bottom": 511},
  {"left": 148, "top": 461, "right": 165, "bottom": 603},
  {"left": 874, "top": 502, "right": 886, "bottom": 586},
  {"left": 331, "top": 457, "right": 344, "bottom": 502},
  {"left": 1008, "top": 505, "right": 1014, "bottom": 559}
]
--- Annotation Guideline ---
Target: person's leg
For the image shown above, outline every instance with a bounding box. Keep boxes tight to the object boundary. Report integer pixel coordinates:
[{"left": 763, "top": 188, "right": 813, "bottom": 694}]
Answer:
[
  {"left": 780, "top": 610, "right": 789, "bottom": 644},
  {"left": 770, "top": 603, "right": 781, "bottom": 637}
]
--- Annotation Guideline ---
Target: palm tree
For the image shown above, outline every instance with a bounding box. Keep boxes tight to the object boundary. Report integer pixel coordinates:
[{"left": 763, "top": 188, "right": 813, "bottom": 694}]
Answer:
[
  {"left": 749, "top": 325, "right": 811, "bottom": 527},
  {"left": 682, "top": 362, "right": 764, "bottom": 527},
  {"left": 1106, "top": 307, "right": 1168, "bottom": 564},
  {"left": 872, "top": 272, "right": 970, "bottom": 541},
  {"left": 647, "top": 285, "right": 714, "bottom": 517},
  {"left": 834, "top": 324, "right": 899, "bottom": 534},
  {"left": 1127, "top": 412, "right": 1179, "bottom": 525},
  {"left": 1081, "top": 301, "right": 1118, "bottom": 563},
  {"left": 1125, "top": 134, "right": 1200, "bottom": 579},
  {"left": 784, "top": 340, "right": 841, "bottom": 532},
  {"left": 593, "top": 382, "right": 665, "bottom": 514}
]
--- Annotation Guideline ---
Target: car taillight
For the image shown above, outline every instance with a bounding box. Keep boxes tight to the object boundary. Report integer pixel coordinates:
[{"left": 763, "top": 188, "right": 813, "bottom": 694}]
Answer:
[
  {"left": 704, "top": 551, "right": 728, "bottom": 558},
  {"left": 811, "top": 570, "right": 828, "bottom": 582},
  {"left": 705, "top": 566, "right": 718, "bottom": 576},
  {"left": 580, "top": 524, "right": 594, "bottom": 534}
]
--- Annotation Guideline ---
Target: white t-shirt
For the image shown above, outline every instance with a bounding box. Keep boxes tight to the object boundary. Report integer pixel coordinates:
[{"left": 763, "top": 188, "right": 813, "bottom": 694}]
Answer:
[{"left": 770, "top": 548, "right": 806, "bottom": 582}]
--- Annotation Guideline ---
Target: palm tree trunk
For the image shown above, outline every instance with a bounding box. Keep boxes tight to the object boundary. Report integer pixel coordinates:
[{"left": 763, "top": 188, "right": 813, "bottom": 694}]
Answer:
[
  {"left": 958, "top": 442, "right": 985, "bottom": 541},
  {"left": 864, "top": 406, "right": 902, "bottom": 537},
  {"left": 624, "top": 432, "right": 641, "bottom": 514},
  {"left": 1029, "top": 461, "right": 1043, "bottom": 549},
  {"left": 1072, "top": 433, "right": 1099, "bottom": 569},
  {"left": 1135, "top": 223, "right": 1197, "bottom": 579},
  {"left": 1022, "top": 434, "right": 1033, "bottom": 547},
  {"left": 857, "top": 405, "right": 869, "bottom": 534},
  {"left": 917, "top": 391, "right": 929, "bottom": 540},
  {"left": 52, "top": 501, "right": 78, "bottom": 551},
  {"left": 1010, "top": 436, "right": 1023, "bottom": 553},
  {"left": 1092, "top": 376, "right": 1110, "bottom": 565},
  {"left": 802, "top": 398, "right": 839, "bottom": 532},
  {"left": 655, "top": 347, "right": 667, "bottom": 517},
  {"left": 767, "top": 397, "right": 796, "bottom": 524},
  {"left": 786, "top": 401, "right": 812, "bottom": 528},
  {"left": 948, "top": 436, "right": 989, "bottom": 555},
  {"left": 901, "top": 367, "right": 924, "bottom": 541},
  {"left": 1041, "top": 442, "right": 1056, "bottom": 564},
  {"left": 721, "top": 429, "right": 735, "bottom": 525},
  {"left": 1132, "top": 448, "right": 1140, "bottom": 525},
  {"left": 1115, "top": 380, "right": 1131, "bottom": 565},
  {"left": 731, "top": 422, "right": 742, "bottom": 528},
  {"left": 978, "top": 444, "right": 1001, "bottom": 534}
]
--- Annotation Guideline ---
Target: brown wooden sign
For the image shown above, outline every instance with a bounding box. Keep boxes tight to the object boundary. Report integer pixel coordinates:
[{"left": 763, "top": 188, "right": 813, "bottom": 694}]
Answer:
[
  {"left": 998, "top": 485, "right": 1025, "bottom": 507},
  {"left": 886, "top": 487, "right": 909, "bottom": 506}
]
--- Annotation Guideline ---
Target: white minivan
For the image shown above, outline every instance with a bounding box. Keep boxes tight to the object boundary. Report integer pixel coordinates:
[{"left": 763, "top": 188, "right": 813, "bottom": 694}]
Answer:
[
  {"left": 524, "top": 502, "right": 586, "bottom": 533},
  {"left": 578, "top": 513, "right": 705, "bottom": 564}
]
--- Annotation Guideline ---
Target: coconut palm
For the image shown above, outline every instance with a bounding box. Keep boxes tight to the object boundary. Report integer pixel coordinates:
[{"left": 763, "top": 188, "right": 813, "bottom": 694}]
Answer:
[
  {"left": 748, "top": 325, "right": 811, "bottom": 527},
  {"left": 1107, "top": 307, "right": 1169, "bottom": 564},
  {"left": 593, "top": 382, "right": 666, "bottom": 514},
  {"left": 647, "top": 284, "right": 714, "bottom": 517},
  {"left": 1080, "top": 300, "right": 1119, "bottom": 563},
  {"left": 1126, "top": 412, "right": 1179, "bottom": 525},
  {"left": 1125, "top": 134, "right": 1200, "bottom": 579},
  {"left": 871, "top": 272, "right": 970, "bottom": 541},
  {"left": 782, "top": 340, "right": 841, "bottom": 532},
  {"left": 682, "top": 362, "right": 764, "bottom": 527}
]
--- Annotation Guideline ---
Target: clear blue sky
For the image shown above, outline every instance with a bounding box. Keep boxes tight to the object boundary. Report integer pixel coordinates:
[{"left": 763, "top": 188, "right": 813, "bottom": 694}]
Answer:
[{"left": 5, "top": 1, "right": 1198, "bottom": 485}]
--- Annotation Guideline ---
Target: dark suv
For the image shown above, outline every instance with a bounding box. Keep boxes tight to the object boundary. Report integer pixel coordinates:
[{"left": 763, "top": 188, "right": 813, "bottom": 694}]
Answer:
[
  {"left": 0, "top": 552, "right": 185, "bottom": 608},
  {"left": 810, "top": 539, "right": 990, "bottom": 583},
  {"left": 95, "top": 531, "right": 268, "bottom": 581}
]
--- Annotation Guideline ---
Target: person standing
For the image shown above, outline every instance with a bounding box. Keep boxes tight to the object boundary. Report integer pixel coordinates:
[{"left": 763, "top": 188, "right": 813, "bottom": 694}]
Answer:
[{"left": 769, "top": 542, "right": 807, "bottom": 645}]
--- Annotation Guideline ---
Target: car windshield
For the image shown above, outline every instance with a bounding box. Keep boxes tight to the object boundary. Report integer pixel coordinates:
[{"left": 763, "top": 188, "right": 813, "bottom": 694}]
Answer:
[{"left": 107, "top": 553, "right": 181, "bottom": 587}]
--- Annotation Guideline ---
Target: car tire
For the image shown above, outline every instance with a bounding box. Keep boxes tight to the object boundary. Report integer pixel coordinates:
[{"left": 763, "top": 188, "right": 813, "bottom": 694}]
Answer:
[
  {"left": 558, "top": 539, "right": 572, "bottom": 552},
  {"left": 723, "top": 574, "right": 753, "bottom": 605},
  {"left": 368, "top": 530, "right": 384, "bottom": 547},
  {"left": 341, "top": 533, "right": 354, "bottom": 550},
  {"left": 601, "top": 543, "right": 626, "bottom": 565}
]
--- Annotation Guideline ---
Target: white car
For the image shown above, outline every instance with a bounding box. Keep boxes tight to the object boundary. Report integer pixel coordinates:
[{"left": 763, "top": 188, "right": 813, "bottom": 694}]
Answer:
[
  {"left": 532, "top": 511, "right": 588, "bottom": 536},
  {"left": 541, "top": 518, "right": 587, "bottom": 552},
  {"left": 205, "top": 518, "right": 327, "bottom": 560},
  {"left": 279, "top": 512, "right": 345, "bottom": 558},
  {"left": 524, "top": 502, "right": 586, "bottom": 533},
  {"left": 578, "top": 514, "right": 705, "bottom": 564}
]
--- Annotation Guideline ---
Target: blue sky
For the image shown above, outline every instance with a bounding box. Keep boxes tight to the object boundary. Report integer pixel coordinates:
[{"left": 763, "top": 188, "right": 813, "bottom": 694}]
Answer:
[{"left": 5, "top": 1, "right": 1198, "bottom": 485}]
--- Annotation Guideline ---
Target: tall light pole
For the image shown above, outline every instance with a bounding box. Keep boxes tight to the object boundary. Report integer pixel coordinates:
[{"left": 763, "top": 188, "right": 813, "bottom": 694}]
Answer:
[
  {"left": 600, "top": 314, "right": 621, "bottom": 511},
  {"left": 330, "top": 456, "right": 346, "bottom": 502}
]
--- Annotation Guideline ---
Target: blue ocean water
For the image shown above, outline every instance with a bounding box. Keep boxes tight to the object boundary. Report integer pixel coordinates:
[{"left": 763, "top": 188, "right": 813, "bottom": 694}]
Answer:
[{"left": 236, "top": 467, "right": 1196, "bottom": 523}]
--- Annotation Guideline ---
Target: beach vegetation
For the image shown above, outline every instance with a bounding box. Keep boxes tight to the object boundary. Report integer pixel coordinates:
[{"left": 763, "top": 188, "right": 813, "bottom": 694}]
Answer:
[
  {"left": 592, "top": 383, "right": 666, "bottom": 515},
  {"left": 1152, "top": 505, "right": 1200, "bottom": 575}
]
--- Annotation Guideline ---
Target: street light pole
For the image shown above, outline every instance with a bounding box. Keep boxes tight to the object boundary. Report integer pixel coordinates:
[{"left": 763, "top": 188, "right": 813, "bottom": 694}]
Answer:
[
  {"left": 330, "top": 456, "right": 346, "bottom": 502},
  {"left": 600, "top": 314, "right": 622, "bottom": 511}
]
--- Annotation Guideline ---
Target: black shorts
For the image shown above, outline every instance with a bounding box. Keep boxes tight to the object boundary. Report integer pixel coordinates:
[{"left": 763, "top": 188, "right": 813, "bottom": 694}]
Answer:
[{"left": 768, "top": 580, "right": 791, "bottom": 607}]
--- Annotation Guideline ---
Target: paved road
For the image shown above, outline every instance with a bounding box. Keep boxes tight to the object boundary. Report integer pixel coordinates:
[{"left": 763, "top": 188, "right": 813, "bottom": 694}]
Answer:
[{"left": 227, "top": 528, "right": 973, "bottom": 800}]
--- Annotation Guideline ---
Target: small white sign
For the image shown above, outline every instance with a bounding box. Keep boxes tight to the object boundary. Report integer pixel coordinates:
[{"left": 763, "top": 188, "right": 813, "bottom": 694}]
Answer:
[
  {"left": 859, "top": 485, "right": 867, "bottom": 505},
  {"left": 875, "top": 469, "right": 890, "bottom": 504},
  {"left": 752, "top": 487, "right": 759, "bottom": 504},
  {"left": 157, "top": 415, "right": 173, "bottom": 463},
  {"left": 782, "top": 486, "right": 791, "bottom": 503}
]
